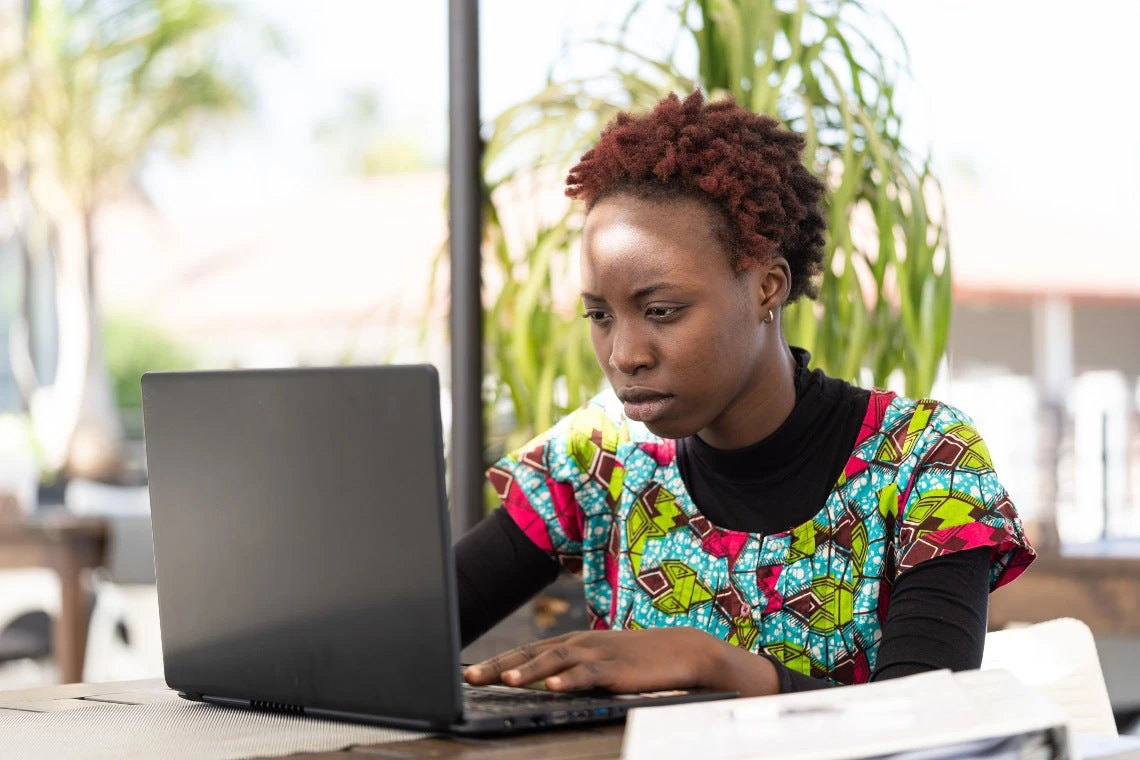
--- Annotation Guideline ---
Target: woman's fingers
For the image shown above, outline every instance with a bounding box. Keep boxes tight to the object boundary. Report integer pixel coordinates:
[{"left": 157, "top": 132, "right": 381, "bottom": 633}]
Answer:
[
  {"left": 499, "top": 642, "right": 594, "bottom": 686},
  {"left": 545, "top": 660, "right": 609, "bottom": 691},
  {"left": 464, "top": 643, "right": 542, "bottom": 684},
  {"left": 463, "top": 628, "right": 735, "bottom": 695},
  {"left": 464, "top": 635, "right": 571, "bottom": 684}
]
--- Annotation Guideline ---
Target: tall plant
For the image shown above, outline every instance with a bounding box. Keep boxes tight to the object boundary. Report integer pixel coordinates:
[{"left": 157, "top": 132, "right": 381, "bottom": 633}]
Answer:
[{"left": 444, "top": 0, "right": 951, "bottom": 452}]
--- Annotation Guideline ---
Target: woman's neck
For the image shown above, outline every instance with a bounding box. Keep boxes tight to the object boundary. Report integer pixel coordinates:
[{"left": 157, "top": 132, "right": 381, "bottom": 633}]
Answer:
[{"left": 694, "top": 341, "right": 798, "bottom": 451}]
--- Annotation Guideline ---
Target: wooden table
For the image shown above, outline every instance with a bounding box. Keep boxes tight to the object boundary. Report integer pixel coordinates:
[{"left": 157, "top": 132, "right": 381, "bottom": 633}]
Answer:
[
  {"left": 990, "top": 552, "right": 1140, "bottom": 635},
  {"left": 0, "top": 678, "right": 625, "bottom": 759},
  {"left": 0, "top": 516, "right": 108, "bottom": 684}
]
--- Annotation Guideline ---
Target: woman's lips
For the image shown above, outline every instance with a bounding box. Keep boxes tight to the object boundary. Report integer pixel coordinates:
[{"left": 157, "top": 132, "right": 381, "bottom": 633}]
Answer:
[{"left": 622, "top": 395, "right": 675, "bottom": 423}]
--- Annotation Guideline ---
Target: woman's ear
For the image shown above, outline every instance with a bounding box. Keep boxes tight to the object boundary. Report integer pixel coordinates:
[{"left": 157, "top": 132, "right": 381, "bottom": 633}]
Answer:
[{"left": 756, "top": 257, "right": 792, "bottom": 318}]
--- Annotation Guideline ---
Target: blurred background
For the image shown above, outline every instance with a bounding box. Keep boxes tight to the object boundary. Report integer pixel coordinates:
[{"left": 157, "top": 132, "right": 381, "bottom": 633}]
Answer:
[{"left": 0, "top": 0, "right": 1137, "bottom": 732}]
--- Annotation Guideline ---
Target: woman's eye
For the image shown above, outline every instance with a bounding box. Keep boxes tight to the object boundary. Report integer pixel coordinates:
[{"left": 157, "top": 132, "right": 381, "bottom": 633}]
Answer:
[
  {"left": 646, "top": 306, "right": 680, "bottom": 319},
  {"left": 582, "top": 311, "right": 611, "bottom": 324}
]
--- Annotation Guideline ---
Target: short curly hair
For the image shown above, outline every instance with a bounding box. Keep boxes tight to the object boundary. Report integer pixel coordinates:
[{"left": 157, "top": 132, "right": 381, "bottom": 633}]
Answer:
[{"left": 565, "top": 90, "right": 827, "bottom": 302}]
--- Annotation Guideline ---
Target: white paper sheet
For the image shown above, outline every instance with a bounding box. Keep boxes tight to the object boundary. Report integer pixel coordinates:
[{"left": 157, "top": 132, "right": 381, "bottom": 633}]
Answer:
[{"left": 622, "top": 669, "right": 1067, "bottom": 760}]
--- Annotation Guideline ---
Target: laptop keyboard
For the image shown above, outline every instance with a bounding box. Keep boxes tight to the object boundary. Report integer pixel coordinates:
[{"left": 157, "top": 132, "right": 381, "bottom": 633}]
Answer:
[{"left": 462, "top": 684, "right": 608, "bottom": 715}]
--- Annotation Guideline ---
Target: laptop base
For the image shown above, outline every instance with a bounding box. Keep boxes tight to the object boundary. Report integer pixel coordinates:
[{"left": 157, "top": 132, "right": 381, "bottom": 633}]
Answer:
[{"left": 186, "top": 686, "right": 736, "bottom": 736}]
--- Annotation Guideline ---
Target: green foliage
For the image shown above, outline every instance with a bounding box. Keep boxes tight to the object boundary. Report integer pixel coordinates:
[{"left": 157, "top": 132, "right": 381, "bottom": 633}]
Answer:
[
  {"left": 0, "top": 0, "right": 258, "bottom": 209},
  {"left": 103, "top": 314, "right": 196, "bottom": 411},
  {"left": 443, "top": 0, "right": 952, "bottom": 450}
]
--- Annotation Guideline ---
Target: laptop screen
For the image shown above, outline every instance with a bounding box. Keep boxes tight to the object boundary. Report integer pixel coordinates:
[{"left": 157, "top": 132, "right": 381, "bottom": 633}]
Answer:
[{"left": 141, "top": 365, "right": 462, "bottom": 724}]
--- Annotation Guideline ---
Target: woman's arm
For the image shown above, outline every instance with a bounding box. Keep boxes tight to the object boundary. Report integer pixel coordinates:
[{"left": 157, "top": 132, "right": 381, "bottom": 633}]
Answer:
[
  {"left": 771, "top": 545, "right": 991, "bottom": 692},
  {"left": 624, "top": 547, "right": 990, "bottom": 695},
  {"left": 873, "top": 545, "right": 990, "bottom": 677},
  {"left": 462, "top": 513, "right": 992, "bottom": 695},
  {"left": 455, "top": 508, "right": 560, "bottom": 647}
]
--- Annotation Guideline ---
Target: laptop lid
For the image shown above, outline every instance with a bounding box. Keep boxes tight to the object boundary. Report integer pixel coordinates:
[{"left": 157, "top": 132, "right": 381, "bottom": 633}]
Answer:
[{"left": 141, "top": 364, "right": 463, "bottom": 725}]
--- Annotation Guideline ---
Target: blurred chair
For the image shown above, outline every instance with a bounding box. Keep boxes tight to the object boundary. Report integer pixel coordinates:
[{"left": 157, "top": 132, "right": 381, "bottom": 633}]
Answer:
[
  {"left": 82, "top": 559, "right": 162, "bottom": 681},
  {"left": 0, "top": 569, "right": 60, "bottom": 686},
  {"left": 984, "top": 618, "right": 1118, "bottom": 737},
  {"left": 64, "top": 479, "right": 163, "bottom": 682},
  {"left": 64, "top": 478, "right": 150, "bottom": 517}
]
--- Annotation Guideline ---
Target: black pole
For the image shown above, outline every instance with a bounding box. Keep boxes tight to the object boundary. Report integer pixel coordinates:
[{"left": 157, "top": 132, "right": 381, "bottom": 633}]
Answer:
[{"left": 448, "top": 0, "right": 483, "bottom": 539}]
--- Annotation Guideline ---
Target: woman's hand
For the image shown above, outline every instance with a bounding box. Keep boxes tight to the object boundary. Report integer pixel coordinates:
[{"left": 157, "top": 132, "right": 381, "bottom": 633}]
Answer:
[{"left": 463, "top": 627, "right": 780, "bottom": 697}]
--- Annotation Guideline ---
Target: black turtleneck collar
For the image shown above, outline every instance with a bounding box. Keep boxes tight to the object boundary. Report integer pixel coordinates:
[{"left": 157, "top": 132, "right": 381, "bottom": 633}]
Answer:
[
  {"left": 675, "top": 347, "right": 871, "bottom": 534},
  {"left": 683, "top": 347, "right": 815, "bottom": 477}
]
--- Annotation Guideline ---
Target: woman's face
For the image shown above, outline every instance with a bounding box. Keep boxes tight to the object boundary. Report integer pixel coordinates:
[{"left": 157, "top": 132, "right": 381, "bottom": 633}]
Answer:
[{"left": 580, "top": 193, "right": 785, "bottom": 440}]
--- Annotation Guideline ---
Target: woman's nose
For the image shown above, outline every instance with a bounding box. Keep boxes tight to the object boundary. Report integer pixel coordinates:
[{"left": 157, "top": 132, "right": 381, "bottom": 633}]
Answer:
[{"left": 607, "top": 323, "right": 654, "bottom": 376}]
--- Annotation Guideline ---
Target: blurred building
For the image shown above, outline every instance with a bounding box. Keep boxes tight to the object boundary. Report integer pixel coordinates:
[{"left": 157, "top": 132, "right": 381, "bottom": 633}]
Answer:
[
  {"left": 942, "top": 176, "right": 1140, "bottom": 544},
  {"left": 93, "top": 172, "right": 450, "bottom": 370}
]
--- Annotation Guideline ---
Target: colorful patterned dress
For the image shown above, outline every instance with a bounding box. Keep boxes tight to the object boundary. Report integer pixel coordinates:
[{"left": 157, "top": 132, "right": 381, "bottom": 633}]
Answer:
[{"left": 486, "top": 388, "right": 1036, "bottom": 685}]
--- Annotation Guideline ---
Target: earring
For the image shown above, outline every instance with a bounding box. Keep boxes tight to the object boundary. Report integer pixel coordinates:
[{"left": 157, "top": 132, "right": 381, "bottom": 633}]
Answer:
[{"left": 764, "top": 309, "right": 775, "bottom": 324}]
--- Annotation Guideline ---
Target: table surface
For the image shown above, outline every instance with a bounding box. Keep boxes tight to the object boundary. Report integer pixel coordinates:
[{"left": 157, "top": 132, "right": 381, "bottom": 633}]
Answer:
[
  {"left": 0, "top": 678, "right": 626, "bottom": 759},
  {"left": 989, "top": 551, "right": 1140, "bottom": 636}
]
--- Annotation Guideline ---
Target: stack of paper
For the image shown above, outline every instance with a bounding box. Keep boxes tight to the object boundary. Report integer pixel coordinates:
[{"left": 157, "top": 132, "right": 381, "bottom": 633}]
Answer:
[{"left": 622, "top": 669, "right": 1069, "bottom": 760}]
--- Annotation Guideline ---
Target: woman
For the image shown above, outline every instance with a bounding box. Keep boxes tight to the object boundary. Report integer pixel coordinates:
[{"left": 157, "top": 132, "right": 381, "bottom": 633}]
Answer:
[{"left": 457, "top": 91, "right": 1035, "bottom": 697}]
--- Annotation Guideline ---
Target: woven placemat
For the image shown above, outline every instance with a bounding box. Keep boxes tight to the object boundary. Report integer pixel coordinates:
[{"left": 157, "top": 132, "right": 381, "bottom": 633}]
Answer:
[{"left": 0, "top": 698, "right": 429, "bottom": 760}]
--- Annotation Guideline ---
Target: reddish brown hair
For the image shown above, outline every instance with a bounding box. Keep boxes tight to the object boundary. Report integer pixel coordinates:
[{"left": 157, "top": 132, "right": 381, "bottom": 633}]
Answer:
[{"left": 566, "top": 90, "right": 827, "bottom": 301}]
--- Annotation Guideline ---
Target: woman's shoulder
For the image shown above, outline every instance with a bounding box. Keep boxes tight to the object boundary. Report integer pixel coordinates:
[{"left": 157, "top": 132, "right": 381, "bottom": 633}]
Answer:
[
  {"left": 486, "top": 388, "right": 669, "bottom": 536},
  {"left": 855, "top": 390, "right": 992, "bottom": 470},
  {"left": 858, "top": 392, "right": 1035, "bottom": 587}
]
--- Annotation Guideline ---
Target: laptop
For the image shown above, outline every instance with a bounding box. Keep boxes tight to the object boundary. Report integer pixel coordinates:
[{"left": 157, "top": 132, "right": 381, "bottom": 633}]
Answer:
[{"left": 140, "top": 364, "right": 735, "bottom": 734}]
